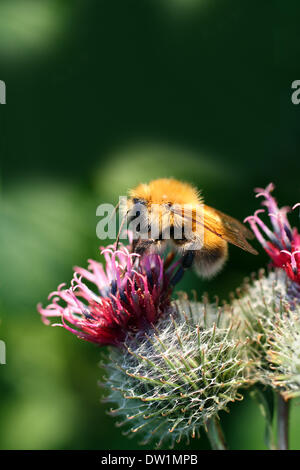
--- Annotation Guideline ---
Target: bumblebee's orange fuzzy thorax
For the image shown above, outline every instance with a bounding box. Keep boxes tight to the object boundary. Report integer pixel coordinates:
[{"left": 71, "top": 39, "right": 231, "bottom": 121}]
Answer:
[{"left": 130, "top": 178, "right": 201, "bottom": 206}]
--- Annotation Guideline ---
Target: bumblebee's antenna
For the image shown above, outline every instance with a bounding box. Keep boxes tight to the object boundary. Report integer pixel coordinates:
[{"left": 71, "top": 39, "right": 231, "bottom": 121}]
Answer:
[
  {"left": 115, "top": 210, "right": 128, "bottom": 250},
  {"left": 109, "top": 200, "right": 120, "bottom": 223}
]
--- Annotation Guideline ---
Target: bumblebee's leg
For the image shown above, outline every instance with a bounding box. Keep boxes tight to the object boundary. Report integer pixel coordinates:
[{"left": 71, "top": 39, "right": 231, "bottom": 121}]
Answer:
[
  {"left": 170, "top": 266, "right": 184, "bottom": 286},
  {"left": 181, "top": 250, "right": 195, "bottom": 269},
  {"left": 170, "top": 251, "right": 195, "bottom": 286}
]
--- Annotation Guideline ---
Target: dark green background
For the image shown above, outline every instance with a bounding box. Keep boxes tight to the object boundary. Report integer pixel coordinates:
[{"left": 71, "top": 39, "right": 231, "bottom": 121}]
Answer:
[{"left": 0, "top": 0, "right": 300, "bottom": 449}]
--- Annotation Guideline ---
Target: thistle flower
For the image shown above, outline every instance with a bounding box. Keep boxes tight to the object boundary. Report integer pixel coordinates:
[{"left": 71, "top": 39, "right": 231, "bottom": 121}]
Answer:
[
  {"left": 102, "top": 299, "right": 251, "bottom": 448},
  {"left": 231, "top": 268, "right": 300, "bottom": 398},
  {"left": 38, "top": 243, "right": 180, "bottom": 346},
  {"left": 238, "top": 184, "right": 300, "bottom": 400},
  {"left": 244, "top": 183, "right": 300, "bottom": 290},
  {"left": 231, "top": 269, "right": 292, "bottom": 357},
  {"left": 266, "top": 308, "right": 300, "bottom": 400}
]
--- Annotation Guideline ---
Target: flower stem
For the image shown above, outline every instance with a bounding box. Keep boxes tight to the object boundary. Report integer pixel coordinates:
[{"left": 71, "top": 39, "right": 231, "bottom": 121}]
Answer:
[
  {"left": 206, "top": 418, "right": 228, "bottom": 450},
  {"left": 277, "top": 393, "right": 290, "bottom": 450}
]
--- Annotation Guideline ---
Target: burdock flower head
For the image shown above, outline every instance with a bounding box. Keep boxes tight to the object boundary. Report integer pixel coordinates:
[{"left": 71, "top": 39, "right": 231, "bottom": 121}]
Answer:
[
  {"left": 103, "top": 299, "right": 251, "bottom": 449},
  {"left": 231, "top": 270, "right": 300, "bottom": 399},
  {"left": 38, "top": 242, "right": 180, "bottom": 346},
  {"left": 232, "top": 184, "right": 300, "bottom": 399}
]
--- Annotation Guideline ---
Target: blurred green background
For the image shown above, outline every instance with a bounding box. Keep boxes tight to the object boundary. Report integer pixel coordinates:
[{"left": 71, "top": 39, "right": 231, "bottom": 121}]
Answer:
[{"left": 1, "top": 0, "right": 300, "bottom": 450}]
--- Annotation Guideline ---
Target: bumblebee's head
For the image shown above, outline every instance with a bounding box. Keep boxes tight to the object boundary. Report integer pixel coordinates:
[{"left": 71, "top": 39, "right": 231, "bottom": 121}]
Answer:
[
  {"left": 127, "top": 179, "right": 201, "bottom": 242},
  {"left": 129, "top": 178, "right": 201, "bottom": 207},
  {"left": 126, "top": 196, "right": 170, "bottom": 239}
]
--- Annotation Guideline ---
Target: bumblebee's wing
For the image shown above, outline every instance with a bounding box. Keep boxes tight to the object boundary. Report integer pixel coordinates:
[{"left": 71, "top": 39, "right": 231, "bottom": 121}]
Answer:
[
  {"left": 204, "top": 205, "right": 258, "bottom": 254},
  {"left": 169, "top": 204, "right": 258, "bottom": 255}
]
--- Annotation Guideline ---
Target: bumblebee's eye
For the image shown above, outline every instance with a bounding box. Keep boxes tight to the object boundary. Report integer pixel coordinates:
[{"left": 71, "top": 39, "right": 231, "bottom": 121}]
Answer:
[{"left": 133, "top": 198, "right": 146, "bottom": 205}]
